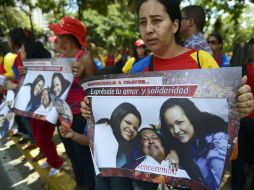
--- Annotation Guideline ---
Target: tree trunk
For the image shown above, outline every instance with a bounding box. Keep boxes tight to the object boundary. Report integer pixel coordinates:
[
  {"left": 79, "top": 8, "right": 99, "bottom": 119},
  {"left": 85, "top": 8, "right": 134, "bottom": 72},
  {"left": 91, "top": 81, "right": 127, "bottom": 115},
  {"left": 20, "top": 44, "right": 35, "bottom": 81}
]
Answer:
[
  {"left": 29, "top": 13, "right": 34, "bottom": 33},
  {"left": 2, "top": 3, "right": 10, "bottom": 30}
]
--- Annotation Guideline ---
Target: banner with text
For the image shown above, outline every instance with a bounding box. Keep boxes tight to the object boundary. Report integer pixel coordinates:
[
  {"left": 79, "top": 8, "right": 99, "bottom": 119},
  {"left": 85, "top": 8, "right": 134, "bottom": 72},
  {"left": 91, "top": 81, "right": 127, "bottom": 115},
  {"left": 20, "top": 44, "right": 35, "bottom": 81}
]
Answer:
[
  {"left": 82, "top": 67, "right": 242, "bottom": 190},
  {"left": 13, "top": 58, "right": 74, "bottom": 124}
]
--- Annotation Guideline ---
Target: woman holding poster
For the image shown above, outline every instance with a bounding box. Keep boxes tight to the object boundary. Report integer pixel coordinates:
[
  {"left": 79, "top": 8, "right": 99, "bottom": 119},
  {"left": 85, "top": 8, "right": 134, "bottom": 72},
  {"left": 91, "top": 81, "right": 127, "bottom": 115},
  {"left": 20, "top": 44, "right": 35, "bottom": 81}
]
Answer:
[
  {"left": 81, "top": 0, "right": 254, "bottom": 189},
  {"left": 49, "top": 16, "right": 97, "bottom": 190},
  {"left": 160, "top": 98, "right": 228, "bottom": 190},
  {"left": 17, "top": 35, "right": 64, "bottom": 177}
]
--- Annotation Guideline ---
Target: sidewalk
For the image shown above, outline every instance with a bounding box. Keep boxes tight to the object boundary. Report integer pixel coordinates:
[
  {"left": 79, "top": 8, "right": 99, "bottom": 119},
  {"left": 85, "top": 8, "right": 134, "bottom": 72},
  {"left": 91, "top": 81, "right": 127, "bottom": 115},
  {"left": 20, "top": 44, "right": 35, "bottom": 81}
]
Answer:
[{"left": 10, "top": 131, "right": 76, "bottom": 190}]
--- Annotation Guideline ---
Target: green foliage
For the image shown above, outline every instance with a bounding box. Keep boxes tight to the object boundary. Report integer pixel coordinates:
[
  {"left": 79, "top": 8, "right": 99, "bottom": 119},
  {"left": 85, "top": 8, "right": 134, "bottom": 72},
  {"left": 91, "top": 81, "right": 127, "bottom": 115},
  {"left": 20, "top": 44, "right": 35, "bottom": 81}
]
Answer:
[
  {"left": 188, "top": 0, "right": 254, "bottom": 53},
  {"left": 83, "top": 2, "right": 139, "bottom": 50},
  {"left": 0, "top": 5, "right": 30, "bottom": 33},
  {"left": 0, "top": 0, "right": 253, "bottom": 53}
]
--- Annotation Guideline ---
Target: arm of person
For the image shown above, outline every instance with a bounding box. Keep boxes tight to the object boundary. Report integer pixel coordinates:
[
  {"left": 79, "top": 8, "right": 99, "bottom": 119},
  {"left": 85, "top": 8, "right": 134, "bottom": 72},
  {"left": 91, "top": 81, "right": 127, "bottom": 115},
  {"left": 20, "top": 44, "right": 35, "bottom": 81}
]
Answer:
[
  {"left": 59, "top": 125, "right": 89, "bottom": 145},
  {"left": 73, "top": 51, "right": 97, "bottom": 80}
]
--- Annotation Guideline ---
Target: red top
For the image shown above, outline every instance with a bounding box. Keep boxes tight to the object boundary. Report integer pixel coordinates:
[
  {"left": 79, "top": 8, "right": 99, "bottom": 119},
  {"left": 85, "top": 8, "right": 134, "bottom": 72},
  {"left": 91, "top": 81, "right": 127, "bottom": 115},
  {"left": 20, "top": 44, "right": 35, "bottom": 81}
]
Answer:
[
  {"left": 61, "top": 50, "right": 85, "bottom": 115},
  {"left": 247, "top": 64, "right": 254, "bottom": 118},
  {"left": 144, "top": 49, "right": 199, "bottom": 71}
]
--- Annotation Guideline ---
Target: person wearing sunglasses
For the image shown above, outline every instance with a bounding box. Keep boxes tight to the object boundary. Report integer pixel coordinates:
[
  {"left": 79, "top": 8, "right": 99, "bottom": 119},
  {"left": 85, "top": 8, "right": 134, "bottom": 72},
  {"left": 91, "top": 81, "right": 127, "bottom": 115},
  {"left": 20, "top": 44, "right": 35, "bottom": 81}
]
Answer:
[{"left": 207, "top": 33, "right": 231, "bottom": 67}]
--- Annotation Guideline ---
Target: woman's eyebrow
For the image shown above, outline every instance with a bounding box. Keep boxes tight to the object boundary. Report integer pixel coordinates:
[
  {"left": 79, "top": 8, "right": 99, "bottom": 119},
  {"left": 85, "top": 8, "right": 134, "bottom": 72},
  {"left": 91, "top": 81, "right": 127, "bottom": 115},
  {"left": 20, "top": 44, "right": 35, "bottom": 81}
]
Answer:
[{"left": 139, "top": 15, "right": 162, "bottom": 19}]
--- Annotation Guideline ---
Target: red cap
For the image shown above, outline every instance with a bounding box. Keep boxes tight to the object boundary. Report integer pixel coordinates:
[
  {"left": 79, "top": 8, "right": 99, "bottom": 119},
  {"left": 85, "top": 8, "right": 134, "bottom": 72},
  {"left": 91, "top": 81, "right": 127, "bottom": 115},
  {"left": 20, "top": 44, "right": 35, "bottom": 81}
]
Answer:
[
  {"left": 49, "top": 16, "right": 87, "bottom": 48},
  {"left": 135, "top": 39, "right": 145, "bottom": 47}
]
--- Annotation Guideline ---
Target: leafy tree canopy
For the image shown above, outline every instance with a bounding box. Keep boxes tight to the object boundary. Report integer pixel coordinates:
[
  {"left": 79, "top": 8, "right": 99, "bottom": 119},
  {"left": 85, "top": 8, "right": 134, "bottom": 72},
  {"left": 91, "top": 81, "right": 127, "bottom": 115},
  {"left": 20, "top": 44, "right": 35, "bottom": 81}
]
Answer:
[{"left": 0, "top": 0, "right": 253, "bottom": 53}]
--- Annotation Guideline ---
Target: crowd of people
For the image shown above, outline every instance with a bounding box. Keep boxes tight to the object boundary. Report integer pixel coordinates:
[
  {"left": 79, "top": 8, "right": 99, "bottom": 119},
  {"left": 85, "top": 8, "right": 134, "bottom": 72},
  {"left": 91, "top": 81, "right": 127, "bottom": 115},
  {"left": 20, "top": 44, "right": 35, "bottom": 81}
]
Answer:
[{"left": 0, "top": 0, "right": 254, "bottom": 190}]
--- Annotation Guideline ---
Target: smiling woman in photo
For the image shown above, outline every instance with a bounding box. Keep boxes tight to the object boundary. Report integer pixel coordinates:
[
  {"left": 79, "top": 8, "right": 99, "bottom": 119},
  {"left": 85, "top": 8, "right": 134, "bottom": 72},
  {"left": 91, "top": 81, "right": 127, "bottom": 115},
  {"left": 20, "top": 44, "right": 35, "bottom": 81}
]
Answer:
[
  {"left": 94, "top": 102, "right": 142, "bottom": 168},
  {"left": 160, "top": 98, "right": 228, "bottom": 190},
  {"left": 50, "top": 73, "right": 71, "bottom": 98},
  {"left": 94, "top": 102, "right": 142, "bottom": 189},
  {"left": 24, "top": 74, "right": 45, "bottom": 112}
]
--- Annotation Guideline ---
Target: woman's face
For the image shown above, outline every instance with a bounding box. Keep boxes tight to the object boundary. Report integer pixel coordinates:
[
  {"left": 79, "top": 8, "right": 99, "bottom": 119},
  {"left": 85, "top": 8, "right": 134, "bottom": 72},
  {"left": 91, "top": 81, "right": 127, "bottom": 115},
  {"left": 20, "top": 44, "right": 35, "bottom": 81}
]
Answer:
[
  {"left": 120, "top": 113, "right": 140, "bottom": 141},
  {"left": 56, "top": 35, "right": 68, "bottom": 50},
  {"left": 136, "top": 46, "right": 145, "bottom": 58},
  {"left": 53, "top": 76, "right": 62, "bottom": 97},
  {"left": 164, "top": 105, "right": 195, "bottom": 143},
  {"left": 34, "top": 80, "right": 44, "bottom": 96},
  {"left": 208, "top": 36, "right": 221, "bottom": 53},
  {"left": 140, "top": 129, "right": 165, "bottom": 161},
  {"left": 138, "top": 0, "right": 179, "bottom": 57},
  {"left": 41, "top": 89, "right": 50, "bottom": 107}
]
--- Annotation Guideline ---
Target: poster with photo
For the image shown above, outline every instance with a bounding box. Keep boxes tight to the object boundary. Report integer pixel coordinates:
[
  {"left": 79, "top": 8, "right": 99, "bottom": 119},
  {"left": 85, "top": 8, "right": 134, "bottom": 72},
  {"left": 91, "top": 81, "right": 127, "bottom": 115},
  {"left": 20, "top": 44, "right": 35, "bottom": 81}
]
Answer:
[
  {"left": 81, "top": 67, "right": 242, "bottom": 190},
  {"left": 13, "top": 58, "right": 75, "bottom": 124},
  {"left": 0, "top": 90, "right": 15, "bottom": 139}
]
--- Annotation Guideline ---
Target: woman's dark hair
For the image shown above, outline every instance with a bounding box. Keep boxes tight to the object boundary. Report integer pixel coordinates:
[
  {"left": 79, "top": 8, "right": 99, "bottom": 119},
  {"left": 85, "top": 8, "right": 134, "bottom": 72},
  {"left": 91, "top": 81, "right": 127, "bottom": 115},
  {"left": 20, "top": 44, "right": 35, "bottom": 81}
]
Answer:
[
  {"left": 230, "top": 43, "right": 253, "bottom": 75},
  {"left": 137, "top": 0, "right": 182, "bottom": 43},
  {"left": 97, "top": 102, "right": 141, "bottom": 143},
  {"left": 24, "top": 40, "right": 51, "bottom": 59},
  {"left": 50, "top": 73, "right": 71, "bottom": 97},
  {"left": 160, "top": 98, "right": 227, "bottom": 139},
  {"left": 208, "top": 33, "right": 223, "bottom": 45},
  {"left": 0, "top": 40, "right": 10, "bottom": 56},
  {"left": 181, "top": 5, "right": 206, "bottom": 32},
  {"left": 28, "top": 74, "right": 45, "bottom": 98},
  {"left": 8, "top": 28, "right": 34, "bottom": 51}
]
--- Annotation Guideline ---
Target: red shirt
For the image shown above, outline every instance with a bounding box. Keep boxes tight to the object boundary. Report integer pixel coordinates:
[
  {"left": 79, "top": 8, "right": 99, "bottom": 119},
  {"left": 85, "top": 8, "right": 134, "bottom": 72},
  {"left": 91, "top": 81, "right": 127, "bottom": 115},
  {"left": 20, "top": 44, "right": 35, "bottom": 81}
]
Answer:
[
  {"left": 61, "top": 50, "right": 85, "bottom": 115},
  {"left": 247, "top": 64, "right": 254, "bottom": 118},
  {"left": 144, "top": 50, "right": 200, "bottom": 71}
]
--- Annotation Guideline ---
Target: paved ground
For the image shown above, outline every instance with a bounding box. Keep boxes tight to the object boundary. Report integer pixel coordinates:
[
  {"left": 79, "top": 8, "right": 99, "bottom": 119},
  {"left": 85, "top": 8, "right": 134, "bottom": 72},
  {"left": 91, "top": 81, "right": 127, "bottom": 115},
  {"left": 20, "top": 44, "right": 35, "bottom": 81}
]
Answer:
[{"left": 0, "top": 137, "right": 46, "bottom": 190}]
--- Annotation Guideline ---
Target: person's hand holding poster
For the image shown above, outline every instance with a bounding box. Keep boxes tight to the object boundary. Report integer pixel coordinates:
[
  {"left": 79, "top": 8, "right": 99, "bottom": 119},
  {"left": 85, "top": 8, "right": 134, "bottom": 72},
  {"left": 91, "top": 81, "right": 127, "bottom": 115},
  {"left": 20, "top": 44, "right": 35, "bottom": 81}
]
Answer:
[
  {"left": 13, "top": 58, "right": 74, "bottom": 124},
  {"left": 81, "top": 67, "right": 242, "bottom": 190}
]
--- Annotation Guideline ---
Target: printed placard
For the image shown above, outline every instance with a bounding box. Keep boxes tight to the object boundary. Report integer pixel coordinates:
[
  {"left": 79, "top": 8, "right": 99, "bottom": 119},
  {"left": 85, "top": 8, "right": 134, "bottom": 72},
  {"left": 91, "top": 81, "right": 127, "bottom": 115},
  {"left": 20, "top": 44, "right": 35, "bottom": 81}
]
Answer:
[
  {"left": 81, "top": 67, "right": 242, "bottom": 190},
  {"left": 13, "top": 58, "right": 74, "bottom": 124}
]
